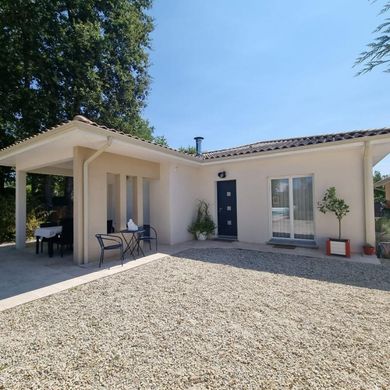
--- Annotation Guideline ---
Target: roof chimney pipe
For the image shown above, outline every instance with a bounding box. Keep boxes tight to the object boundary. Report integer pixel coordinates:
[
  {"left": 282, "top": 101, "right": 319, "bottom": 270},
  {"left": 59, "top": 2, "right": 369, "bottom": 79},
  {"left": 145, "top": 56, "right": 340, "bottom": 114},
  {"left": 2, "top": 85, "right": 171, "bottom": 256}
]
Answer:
[{"left": 194, "top": 136, "right": 204, "bottom": 156}]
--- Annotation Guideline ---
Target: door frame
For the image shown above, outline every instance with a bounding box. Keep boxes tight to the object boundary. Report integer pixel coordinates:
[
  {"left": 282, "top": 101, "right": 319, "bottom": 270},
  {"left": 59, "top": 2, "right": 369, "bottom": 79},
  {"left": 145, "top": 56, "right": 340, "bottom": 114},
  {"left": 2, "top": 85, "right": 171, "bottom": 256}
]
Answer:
[
  {"left": 216, "top": 179, "right": 238, "bottom": 238},
  {"left": 267, "top": 174, "right": 316, "bottom": 241}
]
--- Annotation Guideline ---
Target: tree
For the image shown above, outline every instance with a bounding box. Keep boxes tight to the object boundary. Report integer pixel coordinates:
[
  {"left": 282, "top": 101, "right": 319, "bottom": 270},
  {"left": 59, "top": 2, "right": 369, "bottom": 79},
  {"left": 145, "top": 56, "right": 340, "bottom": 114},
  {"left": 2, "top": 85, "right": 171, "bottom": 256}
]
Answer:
[
  {"left": 0, "top": 0, "right": 154, "bottom": 138},
  {"left": 355, "top": 1, "right": 390, "bottom": 75},
  {"left": 0, "top": 0, "right": 155, "bottom": 204},
  {"left": 153, "top": 135, "right": 169, "bottom": 147},
  {"left": 318, "top": 187, "right": 350, "bottom": 240},
  {"left": 178, "top": 146, "right": 197, "bottom": 154}
]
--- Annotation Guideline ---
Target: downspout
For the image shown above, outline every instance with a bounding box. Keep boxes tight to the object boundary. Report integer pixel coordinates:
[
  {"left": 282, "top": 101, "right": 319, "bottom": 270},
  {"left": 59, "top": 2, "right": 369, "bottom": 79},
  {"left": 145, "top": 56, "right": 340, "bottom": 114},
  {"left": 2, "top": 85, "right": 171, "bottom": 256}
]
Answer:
[
  {"left": 83, "top": 136, "right": 113, "bottom": 263},
  {"left": 363, "top": 141, "right": 375, "bottom": 246}
]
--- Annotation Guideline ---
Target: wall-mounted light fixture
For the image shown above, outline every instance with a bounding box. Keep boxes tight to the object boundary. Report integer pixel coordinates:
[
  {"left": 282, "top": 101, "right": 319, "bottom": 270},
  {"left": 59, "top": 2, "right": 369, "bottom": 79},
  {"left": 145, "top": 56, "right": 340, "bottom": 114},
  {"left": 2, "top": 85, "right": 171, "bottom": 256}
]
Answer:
[{"left": 218, "top": 171, "right": 226, "bottom": 179}]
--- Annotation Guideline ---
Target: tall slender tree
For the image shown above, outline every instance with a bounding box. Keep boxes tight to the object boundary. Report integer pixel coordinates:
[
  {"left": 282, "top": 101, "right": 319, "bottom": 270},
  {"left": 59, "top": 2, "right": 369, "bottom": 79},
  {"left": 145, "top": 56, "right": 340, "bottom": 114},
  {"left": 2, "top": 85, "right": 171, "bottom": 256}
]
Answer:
[{"left": 0, "top": 0, "right": 154, "bottom": 192}]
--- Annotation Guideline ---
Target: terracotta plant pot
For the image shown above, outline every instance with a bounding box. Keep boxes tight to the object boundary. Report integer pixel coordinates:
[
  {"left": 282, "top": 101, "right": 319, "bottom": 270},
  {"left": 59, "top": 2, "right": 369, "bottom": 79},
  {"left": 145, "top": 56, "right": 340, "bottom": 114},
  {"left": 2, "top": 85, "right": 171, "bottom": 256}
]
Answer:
[
  {"left": 326, "top": 238, "right": 351, "bottom": 258},
  {"left": 363, "top": 245, "right": 376, "bottom": 256}
]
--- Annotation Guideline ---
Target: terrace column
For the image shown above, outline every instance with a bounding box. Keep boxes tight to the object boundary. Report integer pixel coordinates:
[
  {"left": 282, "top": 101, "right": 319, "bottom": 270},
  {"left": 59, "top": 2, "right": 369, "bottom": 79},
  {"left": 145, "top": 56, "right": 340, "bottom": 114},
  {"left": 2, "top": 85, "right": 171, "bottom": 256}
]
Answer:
[
  {"left": 134, "top": 176, "right": 144, "bottom": 227},
  {"left": 363, "top": 141, "right": 375, "bottom": 246},
  {"left": 117, "top": 174, "right": 127, "bottom": 230},
  {"left": 73, "top": 146, "right": 86, "bottom": 264},
  {"left": 15, "top": 170, "right": 27, "bottom": 249}
]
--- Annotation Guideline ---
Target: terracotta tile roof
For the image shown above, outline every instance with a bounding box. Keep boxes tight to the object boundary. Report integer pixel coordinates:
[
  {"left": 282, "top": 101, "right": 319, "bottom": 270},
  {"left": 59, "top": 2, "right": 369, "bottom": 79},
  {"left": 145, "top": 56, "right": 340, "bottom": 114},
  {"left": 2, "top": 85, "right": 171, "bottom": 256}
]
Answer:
[
  {"left": 71, "top": 115, "right": 200, "bottom": 158},
  {"left": 0, "top": 121, "right": 72, "bottom": 153},
  {"left": 202, "top": 128, "right": 390, "bottom": 160},
  {"left": 0, "top": 115, "right": 200, "bottom": 158},
  {"left": 1, "top": 115, "right": 389, "bottom": 162}
]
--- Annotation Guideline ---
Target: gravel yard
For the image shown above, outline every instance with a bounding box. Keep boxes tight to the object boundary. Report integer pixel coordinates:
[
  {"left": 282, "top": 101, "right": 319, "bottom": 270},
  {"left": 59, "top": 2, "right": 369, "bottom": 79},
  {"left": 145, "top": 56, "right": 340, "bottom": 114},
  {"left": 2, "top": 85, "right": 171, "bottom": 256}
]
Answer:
[{"left": 1, "top": 248, "right": 390, "bottom": 389}]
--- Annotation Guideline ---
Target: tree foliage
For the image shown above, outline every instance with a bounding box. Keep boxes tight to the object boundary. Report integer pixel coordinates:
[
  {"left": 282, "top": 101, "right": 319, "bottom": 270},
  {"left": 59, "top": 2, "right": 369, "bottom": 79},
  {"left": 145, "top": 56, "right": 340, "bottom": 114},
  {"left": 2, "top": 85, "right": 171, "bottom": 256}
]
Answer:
[
  {"left": 318, "top": 187, "right": 350, "bottom": 240},
  {"left": 355, "top": 1, "right": 390, "bottom": 75},
  {"left": 178, "top": 145, "right": 197, "bottom": 154},
  {"left": 0, "top": 1, "right": 156, "bottom": 242},
  {"left": 153, "top": 135, "right": 169, "bottom": 146},
  {"left": 373, "top": 170, "right": 387, "bottom": 202},
  {"left": 0, "top": 0, "right": 154, "bottom": 142}
]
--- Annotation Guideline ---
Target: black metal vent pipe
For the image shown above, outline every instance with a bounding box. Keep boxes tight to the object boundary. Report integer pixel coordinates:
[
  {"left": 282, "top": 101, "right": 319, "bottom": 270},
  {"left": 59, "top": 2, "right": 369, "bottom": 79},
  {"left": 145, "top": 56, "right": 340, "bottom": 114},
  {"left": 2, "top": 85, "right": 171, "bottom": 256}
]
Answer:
[{"left": 194, "top": 136, "right": 204, "bottom": 156}]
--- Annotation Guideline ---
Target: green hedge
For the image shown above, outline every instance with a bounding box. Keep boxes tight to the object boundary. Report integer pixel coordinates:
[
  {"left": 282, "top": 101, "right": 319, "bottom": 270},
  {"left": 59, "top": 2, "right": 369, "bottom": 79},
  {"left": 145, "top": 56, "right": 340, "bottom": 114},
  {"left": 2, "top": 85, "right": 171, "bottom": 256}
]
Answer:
[
  {"left": 0, "top": 189, "right": 48, "bottom": 244},
  {"left": 0, "top": 191, "right": 15, "bottom": 242}
]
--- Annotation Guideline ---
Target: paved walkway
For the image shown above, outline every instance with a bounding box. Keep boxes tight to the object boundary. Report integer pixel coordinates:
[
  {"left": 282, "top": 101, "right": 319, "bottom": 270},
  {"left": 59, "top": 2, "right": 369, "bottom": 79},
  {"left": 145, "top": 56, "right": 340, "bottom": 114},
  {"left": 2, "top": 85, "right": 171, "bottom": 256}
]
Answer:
[{"left": 0, "top": 240, "right": 381, "bottom": 312}]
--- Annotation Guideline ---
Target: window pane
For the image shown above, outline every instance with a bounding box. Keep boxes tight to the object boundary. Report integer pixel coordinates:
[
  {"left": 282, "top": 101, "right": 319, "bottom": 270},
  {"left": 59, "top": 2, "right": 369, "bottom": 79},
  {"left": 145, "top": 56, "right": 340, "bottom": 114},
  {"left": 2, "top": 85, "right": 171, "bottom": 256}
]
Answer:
[
  {"left": 293, "top": 177, "right": 314, "bottom": 239},
  {"left": 271, "top": 179, "right": 290, "bottom": 238}
]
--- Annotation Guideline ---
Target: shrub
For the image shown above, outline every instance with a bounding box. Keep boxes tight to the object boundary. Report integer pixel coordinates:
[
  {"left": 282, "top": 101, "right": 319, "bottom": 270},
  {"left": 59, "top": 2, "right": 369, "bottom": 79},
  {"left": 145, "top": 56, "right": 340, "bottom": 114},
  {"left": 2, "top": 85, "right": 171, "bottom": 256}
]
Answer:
[
  {"left": 188, "top": 200, "right": 216, "bottom": 239},
  {"left": 0, "top": 189, "right": 49, "bottom": 243},
  {"left": 0, "top": 192, "right": 15, "bottom": 242}
]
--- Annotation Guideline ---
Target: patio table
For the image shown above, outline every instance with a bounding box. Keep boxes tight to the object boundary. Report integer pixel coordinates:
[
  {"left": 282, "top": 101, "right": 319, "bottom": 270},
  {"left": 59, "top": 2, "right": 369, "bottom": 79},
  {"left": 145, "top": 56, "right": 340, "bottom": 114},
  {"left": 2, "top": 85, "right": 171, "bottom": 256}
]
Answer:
[
  {"left": 120, "top": 228, "right": 145, "bottom": 259},
  {"left": 34, "top": 226, "right": 62, "bottom": 257}
]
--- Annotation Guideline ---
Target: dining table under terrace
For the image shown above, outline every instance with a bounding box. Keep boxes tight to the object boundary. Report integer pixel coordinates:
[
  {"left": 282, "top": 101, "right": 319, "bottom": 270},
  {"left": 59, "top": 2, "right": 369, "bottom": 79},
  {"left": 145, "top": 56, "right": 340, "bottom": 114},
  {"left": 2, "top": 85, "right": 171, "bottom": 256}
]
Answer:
[{"left": 34, "top": 226, "right": 62, "bottom": 257}]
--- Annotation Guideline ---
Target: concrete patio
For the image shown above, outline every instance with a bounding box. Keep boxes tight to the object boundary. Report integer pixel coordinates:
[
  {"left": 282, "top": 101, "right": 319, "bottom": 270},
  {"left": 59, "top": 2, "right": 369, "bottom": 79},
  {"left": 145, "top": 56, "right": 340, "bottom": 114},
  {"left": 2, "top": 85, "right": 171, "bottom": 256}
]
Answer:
[{"left": 0, "top": 240, "right": 382, "bottom": 312}]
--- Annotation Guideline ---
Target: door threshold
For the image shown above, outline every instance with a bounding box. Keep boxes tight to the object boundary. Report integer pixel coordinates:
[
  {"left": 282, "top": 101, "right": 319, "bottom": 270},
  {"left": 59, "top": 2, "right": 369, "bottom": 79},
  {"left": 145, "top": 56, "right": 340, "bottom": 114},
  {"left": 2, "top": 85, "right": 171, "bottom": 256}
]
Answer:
[
  {"left": 214, "top": 236, "right": 237, "bottom": 242},
  {"left": 268, "top": 238, "right": 318, "bottom": 249}
]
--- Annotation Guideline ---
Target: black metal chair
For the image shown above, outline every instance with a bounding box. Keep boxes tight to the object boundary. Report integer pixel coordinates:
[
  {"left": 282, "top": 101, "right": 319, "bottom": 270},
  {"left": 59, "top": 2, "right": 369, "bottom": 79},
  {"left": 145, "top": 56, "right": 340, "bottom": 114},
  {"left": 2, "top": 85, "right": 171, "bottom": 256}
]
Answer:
[
  {"left": 55, "top": 218, "right": 73, "bottom": 257},
  {"left": 107, "top": 219, "right": 114, "bottom": 233},
  {"left": 138, "top": 224, "right": 158, "bottom": 252},
  {"left": 95, "top": 234, "right": 124, "bottom": 267}
]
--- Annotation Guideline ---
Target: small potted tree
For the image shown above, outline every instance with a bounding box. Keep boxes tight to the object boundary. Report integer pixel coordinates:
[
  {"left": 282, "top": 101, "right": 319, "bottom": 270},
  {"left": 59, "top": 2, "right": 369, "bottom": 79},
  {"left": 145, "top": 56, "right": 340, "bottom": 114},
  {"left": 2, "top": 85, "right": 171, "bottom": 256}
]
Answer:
[
  {"left": 318, "top": 187, "right": 351, "bottom": 257},
  {"left": 188, "top": 200, "right": 216, "bottom": 240}
]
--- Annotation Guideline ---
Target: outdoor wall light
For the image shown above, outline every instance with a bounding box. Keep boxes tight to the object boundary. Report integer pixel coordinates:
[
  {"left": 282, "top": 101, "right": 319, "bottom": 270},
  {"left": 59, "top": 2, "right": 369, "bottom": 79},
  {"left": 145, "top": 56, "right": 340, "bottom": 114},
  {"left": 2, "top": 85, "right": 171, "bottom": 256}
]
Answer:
[{"left": 218, "top": 171, "right": 226, "bottom": 179}]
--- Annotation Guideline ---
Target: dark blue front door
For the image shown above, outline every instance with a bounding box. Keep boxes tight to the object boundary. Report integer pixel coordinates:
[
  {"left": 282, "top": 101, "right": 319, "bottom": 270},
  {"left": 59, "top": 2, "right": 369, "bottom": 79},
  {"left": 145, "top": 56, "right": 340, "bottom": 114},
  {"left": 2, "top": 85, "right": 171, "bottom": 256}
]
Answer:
[{"left": 217, "top": 180, "right": 237, "bottom": 237}]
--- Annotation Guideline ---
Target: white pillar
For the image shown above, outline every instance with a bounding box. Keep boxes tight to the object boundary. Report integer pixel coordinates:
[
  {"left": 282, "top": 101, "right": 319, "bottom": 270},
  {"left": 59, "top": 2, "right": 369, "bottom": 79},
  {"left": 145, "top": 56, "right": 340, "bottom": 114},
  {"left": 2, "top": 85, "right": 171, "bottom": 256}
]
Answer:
[
  {"left": 15, "top": 170, "right": 27, "bottom": 249},
  {"left": 363, "top": 142, "right": 375, "bottom": 246},
  {"left": 73, "top": 147, "right": 84, "bottom": 264},
  {"left": 117, "top": 174, "right": 127, "bottom": 230}
]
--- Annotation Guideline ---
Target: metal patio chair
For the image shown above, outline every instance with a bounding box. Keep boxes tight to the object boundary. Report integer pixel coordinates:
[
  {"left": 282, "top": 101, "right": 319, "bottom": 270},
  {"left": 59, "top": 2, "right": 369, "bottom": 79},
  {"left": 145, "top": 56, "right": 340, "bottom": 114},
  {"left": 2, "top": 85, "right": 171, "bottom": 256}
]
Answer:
[
  {"left": 137, "top": 224, "right": 158, "bottom": 253},
  {"left": 95, "top": 234, "right": 124, "bottom": 267},
  {"left": 55, "top": 218, "right": 73, "bottom": 257}
]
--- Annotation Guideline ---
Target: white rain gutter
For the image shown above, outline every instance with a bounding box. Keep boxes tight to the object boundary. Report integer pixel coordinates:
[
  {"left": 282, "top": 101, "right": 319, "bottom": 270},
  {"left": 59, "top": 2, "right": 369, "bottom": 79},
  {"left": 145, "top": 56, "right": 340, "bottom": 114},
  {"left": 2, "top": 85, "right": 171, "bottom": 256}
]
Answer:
[
  {"left": 363, "top": 141, "right": 375, "bottom": 246},
  {"left": 83, "top": 136, "right": 113, "bottom": 263}
]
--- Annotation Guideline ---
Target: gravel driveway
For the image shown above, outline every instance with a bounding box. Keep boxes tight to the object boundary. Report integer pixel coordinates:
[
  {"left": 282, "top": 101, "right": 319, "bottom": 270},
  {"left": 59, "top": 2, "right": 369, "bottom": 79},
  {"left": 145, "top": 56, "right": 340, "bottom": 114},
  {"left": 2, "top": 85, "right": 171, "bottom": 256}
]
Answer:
[{"left": 1, "top": 248, "right": 389, "bottom": 389}]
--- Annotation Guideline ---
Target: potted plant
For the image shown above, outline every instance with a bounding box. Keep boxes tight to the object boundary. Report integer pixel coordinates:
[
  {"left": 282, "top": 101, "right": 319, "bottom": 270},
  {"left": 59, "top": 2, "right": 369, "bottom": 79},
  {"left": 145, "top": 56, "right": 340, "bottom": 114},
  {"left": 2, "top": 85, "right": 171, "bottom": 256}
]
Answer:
[
  {"left": 363, "top": 243, "right": 376, "bottom": 256},
  {"left": 318, "top": 187, "right": 351, "bottom": 257},
  {"left": 188, "top": 200, "right": 216, "bottom": 240}
]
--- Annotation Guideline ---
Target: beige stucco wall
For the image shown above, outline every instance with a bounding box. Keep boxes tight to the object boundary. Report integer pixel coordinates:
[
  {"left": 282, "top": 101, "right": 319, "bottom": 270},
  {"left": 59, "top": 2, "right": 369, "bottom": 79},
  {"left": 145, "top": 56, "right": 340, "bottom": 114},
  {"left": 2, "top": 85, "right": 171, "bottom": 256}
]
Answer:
[
  {"left": 149, "top": 162, "right": 201, "bottom": 245},
  {"left": 197, "top": 146, "right": 365, "bottom": 252},
  {"left": 74, "top": 143, "right": 372, "bottom": 263},
  {"left": 150, "top": 162, "right": 172, "bottom": 245},
  {"left": 169, "top": 164, "right": 201, "bottom": 244}
]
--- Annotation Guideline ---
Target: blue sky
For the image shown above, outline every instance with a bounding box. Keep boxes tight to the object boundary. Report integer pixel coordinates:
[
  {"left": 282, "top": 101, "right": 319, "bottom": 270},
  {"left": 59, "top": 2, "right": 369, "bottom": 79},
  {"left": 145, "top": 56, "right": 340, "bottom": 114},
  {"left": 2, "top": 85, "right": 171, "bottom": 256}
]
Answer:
[{"left": 144, "top": 1, "right": 390, "bottom": 172}]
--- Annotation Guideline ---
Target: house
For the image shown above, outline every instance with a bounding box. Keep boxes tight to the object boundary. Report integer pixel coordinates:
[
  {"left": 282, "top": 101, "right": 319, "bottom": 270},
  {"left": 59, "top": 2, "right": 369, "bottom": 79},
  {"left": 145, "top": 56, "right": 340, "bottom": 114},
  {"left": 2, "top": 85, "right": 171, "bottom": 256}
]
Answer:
[
  {"left": 1, "top": 115, "right": 390, "bottom": 263},
  {"left": 375, "top": 176, "right": 390, "bottom": 207}
]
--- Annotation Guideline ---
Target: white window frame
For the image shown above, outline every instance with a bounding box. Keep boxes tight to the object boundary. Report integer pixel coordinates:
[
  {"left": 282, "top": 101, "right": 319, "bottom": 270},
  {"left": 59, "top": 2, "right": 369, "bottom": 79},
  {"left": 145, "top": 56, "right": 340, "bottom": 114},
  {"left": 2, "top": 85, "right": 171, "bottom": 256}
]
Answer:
[{"left": 268, "top": 174, "right": 315, "bottom": 241}]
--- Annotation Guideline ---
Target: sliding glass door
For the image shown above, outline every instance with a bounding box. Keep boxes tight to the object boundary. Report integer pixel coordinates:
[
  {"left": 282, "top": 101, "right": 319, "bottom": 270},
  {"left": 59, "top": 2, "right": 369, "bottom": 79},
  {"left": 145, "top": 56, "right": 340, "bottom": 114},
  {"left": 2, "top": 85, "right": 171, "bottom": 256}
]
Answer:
[{"left": 271, "top": 176, "right": 314, "bottom": 240}]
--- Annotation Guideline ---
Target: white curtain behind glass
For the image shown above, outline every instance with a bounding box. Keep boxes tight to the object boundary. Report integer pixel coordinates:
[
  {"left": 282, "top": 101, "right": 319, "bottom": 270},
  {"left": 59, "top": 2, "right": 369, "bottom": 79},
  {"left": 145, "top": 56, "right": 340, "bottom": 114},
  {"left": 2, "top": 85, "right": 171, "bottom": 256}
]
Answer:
[{"left": 271, "top": 178, "right": 290, "bottom": 238}]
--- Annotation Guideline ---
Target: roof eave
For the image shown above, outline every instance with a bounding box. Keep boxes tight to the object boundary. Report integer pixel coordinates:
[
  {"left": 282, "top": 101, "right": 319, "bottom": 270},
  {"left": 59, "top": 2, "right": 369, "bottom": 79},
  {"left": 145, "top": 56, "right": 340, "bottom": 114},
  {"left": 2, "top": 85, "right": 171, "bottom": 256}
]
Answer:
[
  {"left": 201, "top": 133, "right": 390, "bottom": 164},
  {"left": 0, "top": 120, "right": 203, "bottom": 167}
]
